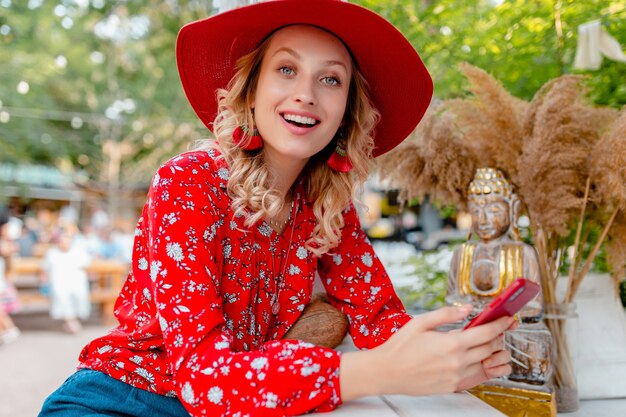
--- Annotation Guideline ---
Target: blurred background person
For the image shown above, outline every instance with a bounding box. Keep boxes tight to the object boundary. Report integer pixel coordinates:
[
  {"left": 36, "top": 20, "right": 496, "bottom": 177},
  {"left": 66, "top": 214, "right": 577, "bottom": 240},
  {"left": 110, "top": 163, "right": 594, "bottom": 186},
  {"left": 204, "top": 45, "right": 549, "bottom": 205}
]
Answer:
[
  {"left": 0, "top": 206, "right": 21, "bottom": 345},
  {"left": 41, "top": 225, "right": 92, "bottom": 334}
]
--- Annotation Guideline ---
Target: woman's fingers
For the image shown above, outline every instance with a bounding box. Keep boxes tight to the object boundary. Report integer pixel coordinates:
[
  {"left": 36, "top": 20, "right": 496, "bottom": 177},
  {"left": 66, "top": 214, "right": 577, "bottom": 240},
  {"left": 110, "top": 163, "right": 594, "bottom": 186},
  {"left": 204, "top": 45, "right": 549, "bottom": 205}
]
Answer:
[
  {"left": 456, "top": 349, "right": 513, "bottom": 391},
  {"left": 482, "top": 349, "right": 512, "bottom": 371},
  {"left": 459, "top": 316, "right": 514, "bottom": 347},
  {"left": 483, "top": 362, "right": 513, "bottom": 379},
  {"left": 410, "top": 305, "right": 472, "bottom": 332},
  {"left": 464, "top": 334, "right": 506, "bottom": 364}
]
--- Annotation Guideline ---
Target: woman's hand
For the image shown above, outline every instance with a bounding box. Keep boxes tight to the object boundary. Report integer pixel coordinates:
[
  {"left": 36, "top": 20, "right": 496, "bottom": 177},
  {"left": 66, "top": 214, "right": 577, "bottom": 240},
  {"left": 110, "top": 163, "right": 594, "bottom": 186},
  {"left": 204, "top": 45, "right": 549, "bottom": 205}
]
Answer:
[{"left": 340, "top": 306, "right": 514, "bottom": 401}]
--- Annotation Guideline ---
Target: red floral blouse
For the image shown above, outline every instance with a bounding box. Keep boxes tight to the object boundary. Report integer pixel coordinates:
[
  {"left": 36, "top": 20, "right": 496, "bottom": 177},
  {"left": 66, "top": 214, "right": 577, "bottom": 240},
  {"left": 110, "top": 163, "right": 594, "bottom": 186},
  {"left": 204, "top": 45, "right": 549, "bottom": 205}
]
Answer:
[{"left": 78, "top": 149, "right": 411, "bottom": 416}]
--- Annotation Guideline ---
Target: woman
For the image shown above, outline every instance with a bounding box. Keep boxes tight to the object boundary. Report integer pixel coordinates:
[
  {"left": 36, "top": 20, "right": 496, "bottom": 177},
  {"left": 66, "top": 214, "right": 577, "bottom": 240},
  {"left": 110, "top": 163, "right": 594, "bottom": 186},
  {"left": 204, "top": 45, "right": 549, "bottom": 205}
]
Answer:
[{"left": 40, "top": 1, "right": 514, "bottom": 416}]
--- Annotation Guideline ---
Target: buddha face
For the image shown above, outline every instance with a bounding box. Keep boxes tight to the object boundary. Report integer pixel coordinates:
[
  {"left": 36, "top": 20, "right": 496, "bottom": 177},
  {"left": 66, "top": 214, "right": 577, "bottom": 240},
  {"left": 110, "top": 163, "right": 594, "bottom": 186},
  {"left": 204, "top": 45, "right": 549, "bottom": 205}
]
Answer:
[{"left": 468, "top": 194, "right": 510, "bottom": 241}]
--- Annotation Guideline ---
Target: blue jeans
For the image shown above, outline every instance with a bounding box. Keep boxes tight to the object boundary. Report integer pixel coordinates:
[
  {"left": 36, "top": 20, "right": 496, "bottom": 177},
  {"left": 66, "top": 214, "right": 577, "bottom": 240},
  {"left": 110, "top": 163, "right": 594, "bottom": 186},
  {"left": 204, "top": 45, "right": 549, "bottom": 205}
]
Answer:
[{"left": 39, "top": 369, "right": 191, "bottom": 417}]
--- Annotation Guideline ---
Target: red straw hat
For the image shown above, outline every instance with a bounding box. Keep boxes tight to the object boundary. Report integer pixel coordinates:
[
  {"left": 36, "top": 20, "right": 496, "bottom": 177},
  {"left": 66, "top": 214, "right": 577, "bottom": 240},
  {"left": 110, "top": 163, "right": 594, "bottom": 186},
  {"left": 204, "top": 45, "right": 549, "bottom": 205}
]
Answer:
[{"left": 176, "top": 0, "right": 433, "bottom": 157}]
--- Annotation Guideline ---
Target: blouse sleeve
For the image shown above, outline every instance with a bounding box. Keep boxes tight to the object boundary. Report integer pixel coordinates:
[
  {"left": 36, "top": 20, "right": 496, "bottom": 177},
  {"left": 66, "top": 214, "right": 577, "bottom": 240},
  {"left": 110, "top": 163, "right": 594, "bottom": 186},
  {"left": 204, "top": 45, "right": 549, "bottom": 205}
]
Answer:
[
  {"left": 146, "top": 160, "right": 342, "bottom": 417},
  {"left": 318, "top": 204, "right": 412, "bottom": 350}
]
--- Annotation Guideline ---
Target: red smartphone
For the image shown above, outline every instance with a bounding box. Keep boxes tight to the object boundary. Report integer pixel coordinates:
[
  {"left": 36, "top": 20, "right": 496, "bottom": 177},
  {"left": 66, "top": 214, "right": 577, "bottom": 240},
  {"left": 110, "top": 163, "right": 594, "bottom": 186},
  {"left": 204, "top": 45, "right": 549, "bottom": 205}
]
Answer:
[{"left": 463, "top": 278, "right": 540, "bottom": 330}]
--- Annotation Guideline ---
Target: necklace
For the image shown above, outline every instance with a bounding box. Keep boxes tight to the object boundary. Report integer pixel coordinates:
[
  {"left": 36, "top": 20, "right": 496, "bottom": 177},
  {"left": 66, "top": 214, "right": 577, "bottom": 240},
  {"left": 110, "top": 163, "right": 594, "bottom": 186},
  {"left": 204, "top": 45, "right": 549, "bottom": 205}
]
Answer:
[
  {"left": 269, "top": 196, "right": 298, "bottom": 316},
  {"left": 267, "top": 198, "right": 294, "bottom": 231}
]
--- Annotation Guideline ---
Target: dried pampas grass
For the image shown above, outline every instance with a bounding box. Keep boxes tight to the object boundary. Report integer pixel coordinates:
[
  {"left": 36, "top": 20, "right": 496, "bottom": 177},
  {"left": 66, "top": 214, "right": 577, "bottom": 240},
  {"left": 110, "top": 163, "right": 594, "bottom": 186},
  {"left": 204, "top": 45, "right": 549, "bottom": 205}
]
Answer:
[
  {"left": 590, "top": 109, "right": 626, "bottom": 211},
  {"left": 445, "top": 64, "right": 528, "bottom": 183},
  {"left": 518, "top": 76, "right": 601, "bottom": 238},
  {"left": 377, "top": 107, "right": 478, "bottom": 209},
  {"left": 607, "top": 212, "right": 626, "bottom": 288},
  {"left": 377, "top": 65, "right": 624, "bottom": 302}
]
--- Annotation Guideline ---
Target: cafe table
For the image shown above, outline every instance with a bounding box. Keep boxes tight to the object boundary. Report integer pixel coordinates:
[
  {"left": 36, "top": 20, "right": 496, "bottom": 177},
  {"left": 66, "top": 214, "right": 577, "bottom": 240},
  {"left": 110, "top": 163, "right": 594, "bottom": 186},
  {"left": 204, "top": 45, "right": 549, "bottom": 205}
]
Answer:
[
  {"left": 311, "top": 392, "right": 506, "bottom": 416},
  {"left": 311, "top": 338, "right": 506, "bottom": 416}
]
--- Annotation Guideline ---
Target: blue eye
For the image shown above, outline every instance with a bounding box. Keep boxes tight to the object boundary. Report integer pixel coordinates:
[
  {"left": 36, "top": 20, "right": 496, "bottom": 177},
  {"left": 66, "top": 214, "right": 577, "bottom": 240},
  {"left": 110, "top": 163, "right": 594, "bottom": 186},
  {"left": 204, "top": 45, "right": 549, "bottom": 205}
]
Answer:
[
  {"left": 279, "top": 66, "right": 295, "bottom": 76},
  {"left": 322, "top": 76, "right": 340, "bottom": 86}
]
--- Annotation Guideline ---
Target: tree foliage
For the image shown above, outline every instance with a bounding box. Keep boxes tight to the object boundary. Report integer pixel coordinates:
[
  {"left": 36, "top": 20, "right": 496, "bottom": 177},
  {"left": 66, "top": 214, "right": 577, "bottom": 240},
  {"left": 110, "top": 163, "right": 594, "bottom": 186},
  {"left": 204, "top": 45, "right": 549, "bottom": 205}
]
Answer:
[
  {"left": 0, "top": 0, "right": 624, "bottom": 188},
  {"left": 356, "top": 0, "right": 626, "bottom": 106},
  {"left": 0, "top": 0, "right": 210, "bottom": 185}
]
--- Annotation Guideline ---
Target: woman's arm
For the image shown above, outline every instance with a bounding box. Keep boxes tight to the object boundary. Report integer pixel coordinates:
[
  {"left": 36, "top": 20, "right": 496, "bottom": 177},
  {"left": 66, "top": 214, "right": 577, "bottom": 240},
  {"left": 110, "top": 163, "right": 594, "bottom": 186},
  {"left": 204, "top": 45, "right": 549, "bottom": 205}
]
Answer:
[
  {"left": 317, "top": 206, "right": 512, "bottom": 399},
  {"left": 340, "top": 306, "right": 514, "bottom": 400},
  {"left": 318, "top": 204, "right": 412, "bottom": 349}
]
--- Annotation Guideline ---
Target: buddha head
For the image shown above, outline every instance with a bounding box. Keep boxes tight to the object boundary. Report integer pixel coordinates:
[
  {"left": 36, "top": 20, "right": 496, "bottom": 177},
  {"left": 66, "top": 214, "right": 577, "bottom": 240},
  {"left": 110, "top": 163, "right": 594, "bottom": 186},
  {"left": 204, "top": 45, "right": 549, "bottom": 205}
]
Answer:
[{"left": 468, "top": 168, "right": 520, "bottom": 242}]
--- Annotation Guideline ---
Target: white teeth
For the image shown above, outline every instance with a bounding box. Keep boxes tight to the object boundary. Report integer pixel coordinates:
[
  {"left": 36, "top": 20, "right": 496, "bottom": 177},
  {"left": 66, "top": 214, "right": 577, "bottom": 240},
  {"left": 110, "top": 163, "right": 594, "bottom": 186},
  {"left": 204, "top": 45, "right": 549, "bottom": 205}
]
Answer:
[{"left": 283, "top": 114, "right": 317, "bottom": 126}]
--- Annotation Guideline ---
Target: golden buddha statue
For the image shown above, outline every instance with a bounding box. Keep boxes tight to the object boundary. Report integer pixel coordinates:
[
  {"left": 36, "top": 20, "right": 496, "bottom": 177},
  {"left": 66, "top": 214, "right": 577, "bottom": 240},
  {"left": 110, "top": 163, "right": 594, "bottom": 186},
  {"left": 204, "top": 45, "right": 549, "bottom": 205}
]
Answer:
[{"left": 448, "top": 168, "right": 553, "bottom": 388}]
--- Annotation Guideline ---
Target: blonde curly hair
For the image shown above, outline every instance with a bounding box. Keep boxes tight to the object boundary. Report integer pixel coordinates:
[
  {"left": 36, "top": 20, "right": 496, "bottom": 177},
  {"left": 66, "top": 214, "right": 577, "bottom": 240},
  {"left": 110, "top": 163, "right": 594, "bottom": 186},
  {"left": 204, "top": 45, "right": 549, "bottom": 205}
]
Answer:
[{"left": 195, "top": 28, "right": 380, "bottom": 256}]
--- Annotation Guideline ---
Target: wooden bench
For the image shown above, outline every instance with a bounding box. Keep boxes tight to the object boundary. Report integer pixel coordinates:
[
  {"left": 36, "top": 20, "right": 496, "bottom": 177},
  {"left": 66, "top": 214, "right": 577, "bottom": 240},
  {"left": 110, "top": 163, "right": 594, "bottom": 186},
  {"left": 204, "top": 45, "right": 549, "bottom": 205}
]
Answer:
[
  {"left": 8, "top": 257, "right": 129, "bottom": 326},
  {"left": 86, "top": 260, "right": 129, "bottom": 326}
]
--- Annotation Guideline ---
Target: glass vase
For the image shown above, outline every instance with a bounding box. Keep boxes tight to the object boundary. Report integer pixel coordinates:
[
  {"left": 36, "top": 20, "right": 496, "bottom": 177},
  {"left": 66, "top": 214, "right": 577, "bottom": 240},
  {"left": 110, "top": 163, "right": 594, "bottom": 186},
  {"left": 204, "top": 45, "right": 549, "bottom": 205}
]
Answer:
[{"left": 544, "top": 303, "right": 580, "bottom": 413}]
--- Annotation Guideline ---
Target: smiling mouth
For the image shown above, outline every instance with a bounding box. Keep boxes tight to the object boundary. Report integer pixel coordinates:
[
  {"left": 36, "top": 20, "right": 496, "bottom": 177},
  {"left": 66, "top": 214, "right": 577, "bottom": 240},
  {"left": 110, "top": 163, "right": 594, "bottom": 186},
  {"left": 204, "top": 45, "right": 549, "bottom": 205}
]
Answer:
[{"left": 282, "top": 113, "right": 320, "bottom": 128}]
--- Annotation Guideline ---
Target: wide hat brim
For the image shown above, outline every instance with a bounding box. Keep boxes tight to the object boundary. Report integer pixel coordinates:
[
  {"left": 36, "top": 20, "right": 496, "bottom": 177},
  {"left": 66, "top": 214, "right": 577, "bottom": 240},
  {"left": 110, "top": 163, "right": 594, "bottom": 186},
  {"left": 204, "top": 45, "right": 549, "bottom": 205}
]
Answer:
[{"left": 176, "top": 0, "right": 433, "bottom": 157}]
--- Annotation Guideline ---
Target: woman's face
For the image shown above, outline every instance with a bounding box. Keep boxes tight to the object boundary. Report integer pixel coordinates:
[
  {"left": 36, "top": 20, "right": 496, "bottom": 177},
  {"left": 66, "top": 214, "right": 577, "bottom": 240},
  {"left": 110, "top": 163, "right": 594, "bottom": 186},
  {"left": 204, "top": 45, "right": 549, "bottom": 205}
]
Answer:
[{"left": 253, "top": 25, "right": 352, "bottom": 164}]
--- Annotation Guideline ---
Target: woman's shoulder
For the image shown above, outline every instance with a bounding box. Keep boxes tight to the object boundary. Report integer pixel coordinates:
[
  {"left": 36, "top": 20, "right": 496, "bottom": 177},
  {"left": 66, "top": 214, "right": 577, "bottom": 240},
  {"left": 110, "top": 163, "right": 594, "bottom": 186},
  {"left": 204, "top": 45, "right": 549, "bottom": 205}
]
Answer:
[{"left": 154, "top": 148, "right": 229, "bottom": 188}]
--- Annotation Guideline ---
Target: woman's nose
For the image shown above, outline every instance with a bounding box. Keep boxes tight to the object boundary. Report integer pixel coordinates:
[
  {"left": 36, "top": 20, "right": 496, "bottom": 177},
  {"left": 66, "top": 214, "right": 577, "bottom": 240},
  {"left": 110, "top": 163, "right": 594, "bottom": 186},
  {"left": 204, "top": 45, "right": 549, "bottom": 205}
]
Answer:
[{"left": 292, "top": 77, "right": 316, "bottom": 105}]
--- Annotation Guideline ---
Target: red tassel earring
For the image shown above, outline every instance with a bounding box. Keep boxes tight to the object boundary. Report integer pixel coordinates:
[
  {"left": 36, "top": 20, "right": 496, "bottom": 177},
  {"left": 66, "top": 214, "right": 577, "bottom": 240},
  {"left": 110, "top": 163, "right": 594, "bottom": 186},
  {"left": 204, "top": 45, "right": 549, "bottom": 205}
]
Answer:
[
  {"left": 327, "top": 142, "right": 353, "bottom": 173},
  {"left": 232, "top": 124, "right": 263, "bottom": 150}
]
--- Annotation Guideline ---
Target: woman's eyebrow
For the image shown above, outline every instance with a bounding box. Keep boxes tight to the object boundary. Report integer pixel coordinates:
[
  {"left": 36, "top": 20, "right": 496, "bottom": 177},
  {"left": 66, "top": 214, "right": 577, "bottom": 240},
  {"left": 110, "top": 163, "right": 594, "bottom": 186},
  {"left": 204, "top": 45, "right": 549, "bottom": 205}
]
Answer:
[
  {"left": 272, "top": 47, "right": 348, "bottom": 72},
  {"left": 272, "top": 47, "right": 300, "bottom": 59}
]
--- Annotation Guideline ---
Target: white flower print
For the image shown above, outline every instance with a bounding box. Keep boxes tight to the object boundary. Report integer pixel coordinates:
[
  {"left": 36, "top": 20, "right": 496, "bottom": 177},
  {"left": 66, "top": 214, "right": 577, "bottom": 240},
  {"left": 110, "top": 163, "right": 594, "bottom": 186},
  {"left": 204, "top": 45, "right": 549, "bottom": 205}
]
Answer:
[
  {"left": 204, "top": 225, "right": 217, "bottom": 242},
  {"left": 263, "top": 392, "right": 278, "bottom": 409},
  {"left": 251, "top": 357, "right": 268, "bottom": 371},
  {"left": 361, "top": 252, "right": 373, "bottom": 267},
  {"left": 135, "top": 367, "right": 155, "bottom": 384},
  {"left": 181, "top": 382, "right": 195, "bottom": 404},
  {"left": 142, "top": 288, "right": 152, "bottom": 301},
  {"left": 163, "top": 212, "right": 178, "bottom": 225},
  {"left": 222, "top": 241, "right": 232, "bottom": 259},
  {"left": 288, "top": 264, "right": 301, "bottom": 275},
  {"left": 364, "top": 271, "right": 372, "bottom": 284},
  {"left": 158, "top": 316, "right": 168, "bottom": 332},
  {"left": 332, "top": 254, "right": 342, "bottom": 266},
  {"left": 150, "top": 261, "right": 162, "bottom": 282},
  {"left": 296, "top": 246, "right": 308, "bottom": 260},
  {"left": 258, "top": 223, "right": 273, "bottom": 237},
  {"left": 97, "top": 345, "right": 112, "bottom": 354},
  {"left": 201, "top": 366, "right": 215, "bottom": 376},
  {"left": 138, "top": 257, "right": 148, "bottom": 270},
  {"left": 174, "top": 304, "right": 190, "bottom": 314},
  {"left": 217, "top": 167, "right": 229, "bottom": 180},
  {"left": 215, "top": 341, "right": 229, "bottom": 350},
  {"left": 152, "top": 172, "right": 160, "bottom": 187},
  {"left": 166, "top": 242, "right": 184, "bottom": 262},
  {"left": 359, "top": 324, "right": 370, "bottom": 336},
  {"left": 370, "top": 286, "right": 381, "bottom": 296},
  {"left": 301, "top": 362, "right": 320, "bottom": 377},
  {"left": 207, "top": 386, "right": 223, "bottom": 404}
]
